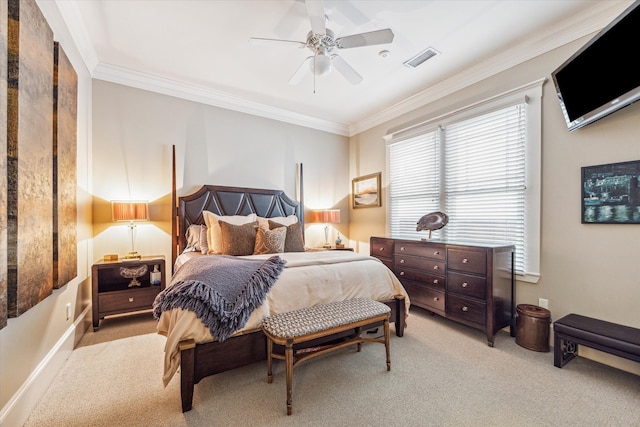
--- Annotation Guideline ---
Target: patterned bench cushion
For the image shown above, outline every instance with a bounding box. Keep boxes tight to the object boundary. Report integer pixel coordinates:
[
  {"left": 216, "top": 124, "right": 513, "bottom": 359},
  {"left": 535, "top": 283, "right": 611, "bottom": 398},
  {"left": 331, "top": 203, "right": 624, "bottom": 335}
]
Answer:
[{"left": 262, "top": 298, "right": 391, "bottom": 339}]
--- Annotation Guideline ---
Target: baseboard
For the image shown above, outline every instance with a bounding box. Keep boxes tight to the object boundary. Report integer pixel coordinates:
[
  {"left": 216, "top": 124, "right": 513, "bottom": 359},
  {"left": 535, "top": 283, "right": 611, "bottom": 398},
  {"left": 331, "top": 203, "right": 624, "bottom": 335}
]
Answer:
[{"left": 0, "top": 305, "right": 91, "bottom": 427}]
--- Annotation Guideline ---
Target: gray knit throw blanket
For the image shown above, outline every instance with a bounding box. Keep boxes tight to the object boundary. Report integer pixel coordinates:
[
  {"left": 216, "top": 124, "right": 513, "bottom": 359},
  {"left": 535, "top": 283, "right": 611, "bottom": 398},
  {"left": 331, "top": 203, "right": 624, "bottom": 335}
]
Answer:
[{"left": 153, "top": 255, "right": 286, "bottom": 341}]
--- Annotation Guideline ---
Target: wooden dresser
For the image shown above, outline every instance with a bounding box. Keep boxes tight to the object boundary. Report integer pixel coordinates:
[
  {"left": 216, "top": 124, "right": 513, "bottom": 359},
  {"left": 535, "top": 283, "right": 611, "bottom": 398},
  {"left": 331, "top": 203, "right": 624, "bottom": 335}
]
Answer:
[{"left": 371, "top": 237, "right": 514, "bottom": 347}]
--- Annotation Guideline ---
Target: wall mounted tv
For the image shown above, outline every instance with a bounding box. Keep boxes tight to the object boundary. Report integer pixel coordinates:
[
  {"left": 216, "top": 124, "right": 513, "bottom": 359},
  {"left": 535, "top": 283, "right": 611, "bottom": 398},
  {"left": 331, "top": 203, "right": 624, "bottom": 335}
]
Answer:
[{"left": 551, "top": 0, "right": 640, "bottom": 131}]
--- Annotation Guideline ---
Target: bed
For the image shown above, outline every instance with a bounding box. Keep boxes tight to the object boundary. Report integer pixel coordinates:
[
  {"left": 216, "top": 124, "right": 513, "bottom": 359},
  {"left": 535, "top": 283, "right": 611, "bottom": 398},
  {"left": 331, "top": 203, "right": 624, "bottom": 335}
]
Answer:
[{"left": 157, "top": 159, "right": 409, "bottom": 412}]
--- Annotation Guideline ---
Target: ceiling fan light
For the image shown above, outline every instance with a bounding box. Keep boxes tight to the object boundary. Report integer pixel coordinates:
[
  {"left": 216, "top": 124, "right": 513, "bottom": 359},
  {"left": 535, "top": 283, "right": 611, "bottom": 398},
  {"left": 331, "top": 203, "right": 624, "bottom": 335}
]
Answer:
[{"left": 311, "top": 53, "right": 331, "bottom": 76}]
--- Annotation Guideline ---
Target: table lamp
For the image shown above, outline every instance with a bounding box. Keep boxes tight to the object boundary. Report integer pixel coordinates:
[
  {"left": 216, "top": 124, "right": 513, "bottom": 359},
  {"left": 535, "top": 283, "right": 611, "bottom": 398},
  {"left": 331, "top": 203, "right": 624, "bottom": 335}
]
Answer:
[
  {"left": 310, "top": 209, "right": 341, "bottom": 248},
  {"left": 112, "top": 201, "right": 148, "bottom": 259}
]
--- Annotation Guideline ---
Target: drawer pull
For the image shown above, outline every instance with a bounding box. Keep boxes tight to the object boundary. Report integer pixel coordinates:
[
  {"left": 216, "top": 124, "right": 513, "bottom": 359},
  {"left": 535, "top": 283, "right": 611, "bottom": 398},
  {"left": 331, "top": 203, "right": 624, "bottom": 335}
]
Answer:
[
  {"left": 462, "top": 306, "right": 469, "bottom": 312},
  {"left": 433, "top": 297, "right": 439, "bottom": 301},
  {"left": 461, "top": 282, "right": 468, "bottom": 288},
  {"left": 400, "top": 246, "right": 405, "bottom": 251},
  {"left": 433, "top": 279, "right": 439, "bottom": 284},
  {"left": 378, "top": 247, "right": 384, "bottom": 252},
  {"left": 399, "top": 271, "right": 405, "bottom": 276},
  {"left": 400, "top": 259, "right": 405, "bottom": 264},
  {"left": 433, "top": 265, "right": 439, "bottom": 270},
  {"left": 462, "top": 258, "right": 469, "bottom": 264},
  {"left": 434, "top": 251, "right": 440, "bottom": 255},
  {"left": 128, "top": 298, "right": 134, "bottom": 303}
]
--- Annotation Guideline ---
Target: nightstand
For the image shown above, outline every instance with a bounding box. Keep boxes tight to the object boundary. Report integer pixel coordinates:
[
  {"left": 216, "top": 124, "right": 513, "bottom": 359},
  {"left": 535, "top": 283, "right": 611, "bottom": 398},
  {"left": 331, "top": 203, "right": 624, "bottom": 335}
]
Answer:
[
  {"left": 322, "top": 246, "right": 354, "bottom": 251},
  {"left": 91, "top": 256, "right": 166, "bottom": 331}
]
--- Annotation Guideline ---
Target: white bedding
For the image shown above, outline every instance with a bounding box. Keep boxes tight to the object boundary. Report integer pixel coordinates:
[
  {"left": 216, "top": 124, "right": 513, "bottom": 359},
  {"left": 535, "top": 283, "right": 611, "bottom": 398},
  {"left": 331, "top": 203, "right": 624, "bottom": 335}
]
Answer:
[{"left": 156, "top": 250, "right": 410, "bottom": 385}]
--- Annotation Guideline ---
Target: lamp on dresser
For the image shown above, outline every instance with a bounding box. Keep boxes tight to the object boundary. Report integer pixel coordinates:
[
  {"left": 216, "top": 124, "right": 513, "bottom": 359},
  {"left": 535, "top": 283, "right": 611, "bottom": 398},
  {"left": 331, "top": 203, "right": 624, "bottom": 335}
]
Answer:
[
  {"left": 310, "top": 209, "right": 341, "bottom": 248},
  {"left": 112, "top": 200, "right": 148, "bottom": 259}
]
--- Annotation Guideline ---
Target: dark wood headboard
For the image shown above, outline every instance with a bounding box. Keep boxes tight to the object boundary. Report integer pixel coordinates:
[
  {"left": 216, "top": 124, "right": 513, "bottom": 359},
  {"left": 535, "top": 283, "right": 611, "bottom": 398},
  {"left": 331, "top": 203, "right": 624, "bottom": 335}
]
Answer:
[{"left": 171, "top": 146, "right": 304, "bottom": 266}]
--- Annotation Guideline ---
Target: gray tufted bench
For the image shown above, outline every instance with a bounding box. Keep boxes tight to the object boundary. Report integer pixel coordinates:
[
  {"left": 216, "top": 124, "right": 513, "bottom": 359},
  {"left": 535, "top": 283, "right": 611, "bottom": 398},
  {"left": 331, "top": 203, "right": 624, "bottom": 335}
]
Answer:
[{"left": 262, "top": 298, "right": 391, "bottom": 415}]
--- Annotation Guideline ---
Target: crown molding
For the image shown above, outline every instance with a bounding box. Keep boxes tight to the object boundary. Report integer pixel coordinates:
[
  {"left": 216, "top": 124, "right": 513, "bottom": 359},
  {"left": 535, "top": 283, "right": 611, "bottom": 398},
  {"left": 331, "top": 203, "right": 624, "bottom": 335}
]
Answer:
[
  {"left": 55, "top": 0, "right": 633, "bottom": 138},
  {"left": 92, "top": 63, "right": 350, "bottom": 136},
  {"left": 349, "top": 1, "right": 633, "bottom": 136}
]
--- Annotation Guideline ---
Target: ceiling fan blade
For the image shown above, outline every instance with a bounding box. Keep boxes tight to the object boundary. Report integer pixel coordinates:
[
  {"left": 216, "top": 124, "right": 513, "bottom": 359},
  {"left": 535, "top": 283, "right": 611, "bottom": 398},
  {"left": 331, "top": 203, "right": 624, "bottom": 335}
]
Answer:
[
  {"left": 249, "top": 37, "right": 306, "bottom": 48},
  {"left": 330, "top": 54, "right": 363, "bottom": 85},
  {"left": 288, "top": 56, "right": 313, "bottom": 85},
  {"left": 306, "top": 0, "right": 326, "bottom": 35},
  {"left": 335, "top": 29, "right": 394, "bottom": 49}
]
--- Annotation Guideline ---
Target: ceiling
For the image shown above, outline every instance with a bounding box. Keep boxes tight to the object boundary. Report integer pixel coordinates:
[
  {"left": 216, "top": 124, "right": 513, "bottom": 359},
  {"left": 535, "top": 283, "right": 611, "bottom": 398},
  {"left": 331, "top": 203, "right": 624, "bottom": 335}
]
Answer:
[{"left": 56, "top": 0, "right": 633, "bottom": 136}]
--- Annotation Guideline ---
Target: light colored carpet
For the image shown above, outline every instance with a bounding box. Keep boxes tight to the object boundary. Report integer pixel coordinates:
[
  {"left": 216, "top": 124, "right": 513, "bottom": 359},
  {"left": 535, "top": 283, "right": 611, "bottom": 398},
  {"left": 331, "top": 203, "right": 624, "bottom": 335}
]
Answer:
[{"left": 26, "top": 309, "right": 640, "bottom": 426}]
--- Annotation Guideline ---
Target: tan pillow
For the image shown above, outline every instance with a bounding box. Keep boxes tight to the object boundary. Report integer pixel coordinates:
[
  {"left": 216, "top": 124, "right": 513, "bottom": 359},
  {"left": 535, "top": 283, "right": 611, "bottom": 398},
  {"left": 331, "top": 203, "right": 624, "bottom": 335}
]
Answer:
[
  {"left": 257, "top": 214, "right": 298, "bottom": 230},
  {"left": 269, "top": 220, "right": 305, "bottom": 252},
  {"left": 219, "top": 221, "right": 258, "bottom": 256},
  {"left": 199, "top": 225, "right": 209, "bottom": 254},
  {"left": 202, "top": 211, "right": 257, "bottom": 254},
  {"left": 254, "top": 226, "right": 286, "bottom": 255}
]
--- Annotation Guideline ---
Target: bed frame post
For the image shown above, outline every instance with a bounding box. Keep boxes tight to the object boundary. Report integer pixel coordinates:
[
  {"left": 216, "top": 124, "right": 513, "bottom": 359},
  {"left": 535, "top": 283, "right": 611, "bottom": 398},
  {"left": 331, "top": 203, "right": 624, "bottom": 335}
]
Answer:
[
  {"left": 171, "top": 144, "right": 178, "bottom": 273},
  {"left": 179, "top": 339, "right": 196, "bottom": 412}
]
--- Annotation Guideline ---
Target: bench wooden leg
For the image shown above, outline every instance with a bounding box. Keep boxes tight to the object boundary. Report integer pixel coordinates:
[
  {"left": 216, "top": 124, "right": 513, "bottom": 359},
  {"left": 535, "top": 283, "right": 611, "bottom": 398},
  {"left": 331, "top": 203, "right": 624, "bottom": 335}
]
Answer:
[
  {"left": 267, "top": 337, "right": 273, "bottom": 383},
  {"left": 554, "top": 333, "right": 577, "bottom": 368},
  {"left": 285, "top": 339, "right": 294, "bottom": 416},
  {"left": 384, "top": 318, "right": 391, "bottom": 371}
]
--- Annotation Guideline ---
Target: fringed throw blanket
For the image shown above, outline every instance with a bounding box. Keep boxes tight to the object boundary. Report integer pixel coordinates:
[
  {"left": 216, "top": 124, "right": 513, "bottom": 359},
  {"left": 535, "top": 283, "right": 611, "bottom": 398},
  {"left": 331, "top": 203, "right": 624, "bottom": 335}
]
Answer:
[{"left": 153, "top": 255, "right": 286, "bottom": 341}]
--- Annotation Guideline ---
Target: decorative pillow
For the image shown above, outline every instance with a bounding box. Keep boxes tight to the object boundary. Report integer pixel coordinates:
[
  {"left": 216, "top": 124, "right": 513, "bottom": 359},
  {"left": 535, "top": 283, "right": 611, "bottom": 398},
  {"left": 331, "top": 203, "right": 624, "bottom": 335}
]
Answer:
[
  {"left": 254, "top": 226, "right": 286, "bottom": 255},
  {"left": 257, "top": 214, "right": 298, "bottom": 230},
  {"left": 199, "top": 224, "right": 209, "bottom": 254},
  {"left": 202, "top": 211, "right": 257, "bottom": 254},
  {"left": 269, "top": 220, "right": 305, "bottom": 252},
  {"left": 219, "top": 220, "right": 259, "bottom": 256},
  {"left": 184, "top": 224, "right": 203, "bottom": 253}
]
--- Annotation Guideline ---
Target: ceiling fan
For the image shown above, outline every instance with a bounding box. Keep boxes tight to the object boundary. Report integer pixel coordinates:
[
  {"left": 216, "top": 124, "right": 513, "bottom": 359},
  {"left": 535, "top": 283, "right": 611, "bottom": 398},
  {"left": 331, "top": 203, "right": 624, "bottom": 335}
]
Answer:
[{"left": 249, "top": 0, "right": 394, "bottom": 87}]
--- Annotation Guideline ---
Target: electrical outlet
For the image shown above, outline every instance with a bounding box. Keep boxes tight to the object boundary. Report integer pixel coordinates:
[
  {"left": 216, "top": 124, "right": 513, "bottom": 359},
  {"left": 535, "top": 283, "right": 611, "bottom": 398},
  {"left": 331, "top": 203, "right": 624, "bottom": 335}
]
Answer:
[
  {"left": 538, "top": 298, "right": 549, "bottom": 309},
  {"left": 66, "top": 303, "right": 71, "bottom": 321}
]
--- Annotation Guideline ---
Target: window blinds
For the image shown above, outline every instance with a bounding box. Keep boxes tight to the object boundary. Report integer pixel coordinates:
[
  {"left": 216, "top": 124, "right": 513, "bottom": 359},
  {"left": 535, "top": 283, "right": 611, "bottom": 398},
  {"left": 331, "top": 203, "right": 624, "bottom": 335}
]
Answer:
[{"left": 388, "top": 103, "right": 527, "bottom": 274}]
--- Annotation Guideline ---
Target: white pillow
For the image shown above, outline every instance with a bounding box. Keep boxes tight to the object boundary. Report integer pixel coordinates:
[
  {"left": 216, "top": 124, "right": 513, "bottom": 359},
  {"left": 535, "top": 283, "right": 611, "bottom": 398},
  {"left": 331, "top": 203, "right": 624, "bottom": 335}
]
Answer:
[
  {"left": 202, "top": 211, "right": 257, "bottom": 254},
  {"left": 257, "top": 214, "right": 298, "bottom": 230}
]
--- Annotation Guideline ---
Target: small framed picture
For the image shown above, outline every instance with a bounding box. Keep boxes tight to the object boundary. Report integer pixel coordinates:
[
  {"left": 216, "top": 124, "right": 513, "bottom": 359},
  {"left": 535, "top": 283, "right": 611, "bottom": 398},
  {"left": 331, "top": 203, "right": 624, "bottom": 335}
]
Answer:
[
  {"left": 581, "top": 160, "right": 640, "bottom": 224},
  {"left": 352, "top": 172, "right": 381, "bottom": 208}
]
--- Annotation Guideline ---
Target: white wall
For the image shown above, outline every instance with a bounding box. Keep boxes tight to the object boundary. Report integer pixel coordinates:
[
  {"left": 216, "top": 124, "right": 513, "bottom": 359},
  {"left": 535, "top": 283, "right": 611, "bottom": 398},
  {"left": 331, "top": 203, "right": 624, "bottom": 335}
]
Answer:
[
  {"left": 91, "top": 80, "right": 351, "bottom": 261},
  {"left": 0, "top": 1, "right": 93, "bottom": 424},
  {"left": 349, "top": 35, "right": 640, "bottom": 375}
]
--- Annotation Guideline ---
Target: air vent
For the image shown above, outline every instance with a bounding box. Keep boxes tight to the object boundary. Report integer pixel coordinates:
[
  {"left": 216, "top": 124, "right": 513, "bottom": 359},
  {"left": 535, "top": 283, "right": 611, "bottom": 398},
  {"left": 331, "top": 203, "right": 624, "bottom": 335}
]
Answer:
[{"left": 403, "top": 47, "right": 439, "bottom": 68}]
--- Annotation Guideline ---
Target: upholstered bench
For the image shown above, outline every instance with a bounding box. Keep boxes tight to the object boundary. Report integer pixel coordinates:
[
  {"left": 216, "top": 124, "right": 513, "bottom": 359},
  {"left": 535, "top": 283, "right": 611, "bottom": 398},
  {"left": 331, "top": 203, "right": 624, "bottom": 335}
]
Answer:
[
  {"left": 261, "top": 298, "right": 391, "bottom": 415},
  {"left": 553, "top": 313, "right": 640, "bottom": 368}
]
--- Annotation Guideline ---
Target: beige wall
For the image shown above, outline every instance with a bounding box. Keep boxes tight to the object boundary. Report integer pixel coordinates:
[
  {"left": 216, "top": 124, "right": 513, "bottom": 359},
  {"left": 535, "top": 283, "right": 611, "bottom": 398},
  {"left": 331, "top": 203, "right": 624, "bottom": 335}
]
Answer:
[
  {"left": 91, "top": 80, "right": 351, "bottom": 260},
  {"left": 0, "top": 0, "right": 93, "bottom": 422},
  {"left": 349, "top": 35, "right": 640, "bottom": 374}
]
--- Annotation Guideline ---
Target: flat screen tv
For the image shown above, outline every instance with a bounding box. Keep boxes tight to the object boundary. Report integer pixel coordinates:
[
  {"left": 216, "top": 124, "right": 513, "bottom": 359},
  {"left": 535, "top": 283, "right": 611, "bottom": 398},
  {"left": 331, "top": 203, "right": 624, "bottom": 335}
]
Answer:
[{"left": 551, "top": 1, "right": 640, "bottom": 131}]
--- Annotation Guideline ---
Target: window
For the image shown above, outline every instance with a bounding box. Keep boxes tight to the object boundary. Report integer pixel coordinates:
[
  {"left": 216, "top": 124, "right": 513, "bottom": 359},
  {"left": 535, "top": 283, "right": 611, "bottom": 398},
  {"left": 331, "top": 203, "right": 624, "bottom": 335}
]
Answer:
[{"left": 385, "top": 80, "right": 543, "bottom": 282}]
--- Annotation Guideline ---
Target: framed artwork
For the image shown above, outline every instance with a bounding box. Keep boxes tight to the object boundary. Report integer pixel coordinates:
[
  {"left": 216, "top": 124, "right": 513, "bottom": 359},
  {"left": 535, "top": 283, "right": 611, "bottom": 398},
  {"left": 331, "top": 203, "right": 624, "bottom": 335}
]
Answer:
[
  {"left": 352, "top": 172, "right": 381, "bottom": 208},
  {"left": 581, "top": 160, "right": 640, "bottom": 224}
]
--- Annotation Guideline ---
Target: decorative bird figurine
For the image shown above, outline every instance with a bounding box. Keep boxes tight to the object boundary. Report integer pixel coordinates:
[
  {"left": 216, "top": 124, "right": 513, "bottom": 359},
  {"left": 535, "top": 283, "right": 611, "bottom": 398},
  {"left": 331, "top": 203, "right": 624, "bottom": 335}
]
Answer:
[{"left": 416, "top": 212, "right": 449, "bottom": 239}]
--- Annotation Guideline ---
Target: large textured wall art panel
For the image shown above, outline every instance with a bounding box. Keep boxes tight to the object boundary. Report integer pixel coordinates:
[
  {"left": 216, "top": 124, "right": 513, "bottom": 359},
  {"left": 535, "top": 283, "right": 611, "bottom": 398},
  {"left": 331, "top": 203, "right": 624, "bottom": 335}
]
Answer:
[
  {"left": 53, "top": 42, "right": 77, "bottom": 288},
  {"left": 0, "top": 0, "right": 8, "bottom": 329},
  {"left": 7, "top": 0, "right": 54, "bottom": 316}
]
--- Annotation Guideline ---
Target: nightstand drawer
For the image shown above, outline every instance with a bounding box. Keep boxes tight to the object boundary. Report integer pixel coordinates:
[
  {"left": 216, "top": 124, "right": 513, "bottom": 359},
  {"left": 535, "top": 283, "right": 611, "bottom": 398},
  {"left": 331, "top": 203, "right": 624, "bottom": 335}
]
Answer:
[
  {"left": 98, "top": 287, "right": 159, "bottom": 314},
  {"left": 447, "top": 248, "right": 486, "bottom": 275}
]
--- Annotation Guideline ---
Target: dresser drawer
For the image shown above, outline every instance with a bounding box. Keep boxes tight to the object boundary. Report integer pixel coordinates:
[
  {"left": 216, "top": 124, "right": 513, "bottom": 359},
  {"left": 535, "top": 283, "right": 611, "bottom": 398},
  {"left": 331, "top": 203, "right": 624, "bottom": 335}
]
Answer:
[
  {"left": 400, "top": 279, "right": 445, "bottom": 313},
  {"left": 395, "top": 242, "right": 445, "bottom": 260},
  {"left": 447, "top": 294, "right": 486, "bottom": 325},
  {"left": 371, "top": 238, "right": 394, "bottom": 259},
  {"left": 396, "top": 267, "right": 445, "bottom": 290},
  {"left": 447, "top": 248, "right": 486, "bottom": 275},
  {"left": 99, "top": 287, "right": 159, "bottom": 314},
  {"left": 395, "top": 254, "right": 445, "bottom": 274},
  {"left": 447, "top": 272, "right": 486, "bottom": 300}
]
